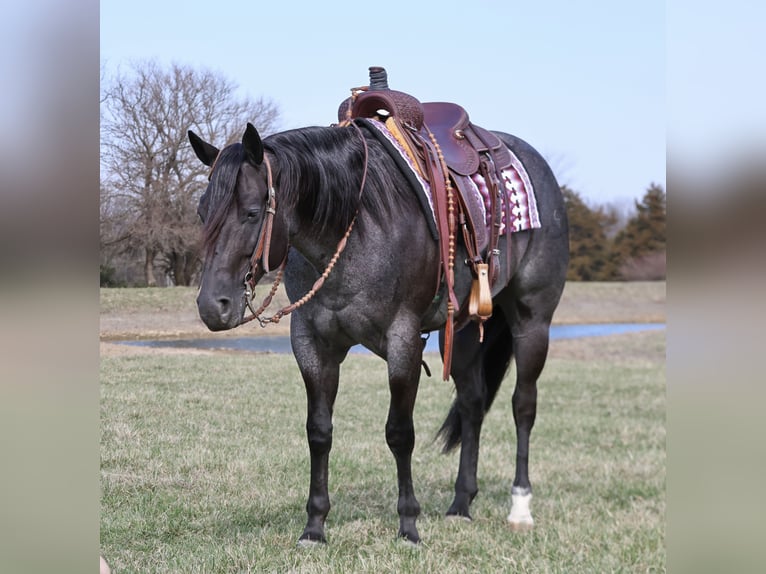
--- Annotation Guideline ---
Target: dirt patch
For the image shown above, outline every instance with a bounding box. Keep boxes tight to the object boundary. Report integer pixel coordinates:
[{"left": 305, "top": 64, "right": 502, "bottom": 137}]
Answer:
[
  {"left": 100, "top": 311, "right": 291, "bottom": 341},
  {"left": 100, "top": 341, "right": 220, "bottom": 358},
  {"left": 100, "top": 311, "right": 215, "bottom": 340}
]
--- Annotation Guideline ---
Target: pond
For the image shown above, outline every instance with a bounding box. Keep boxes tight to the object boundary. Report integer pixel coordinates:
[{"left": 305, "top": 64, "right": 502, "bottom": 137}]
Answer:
[{"left": 119, "top": 323, "right": 665, "bottom": 354}]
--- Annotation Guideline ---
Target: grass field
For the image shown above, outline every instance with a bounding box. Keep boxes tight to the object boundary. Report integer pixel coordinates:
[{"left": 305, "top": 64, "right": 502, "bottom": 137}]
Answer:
[{"left": 100, "top": 282, "right": 665, "bottom": 573}]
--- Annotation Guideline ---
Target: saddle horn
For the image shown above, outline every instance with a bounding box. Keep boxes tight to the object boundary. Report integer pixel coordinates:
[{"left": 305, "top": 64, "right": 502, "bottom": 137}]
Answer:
[{"left": 337, "top": 66, "right": 424, "bottom": 130}]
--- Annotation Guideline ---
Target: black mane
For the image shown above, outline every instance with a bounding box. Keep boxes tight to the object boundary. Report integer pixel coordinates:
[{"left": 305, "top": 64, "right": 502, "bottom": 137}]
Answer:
[
  {"left": 263, "top": 125, "right": 412, "bottom": 237},
  {"left": 200, "top": 124, "right": 414, "bottom": 253}
]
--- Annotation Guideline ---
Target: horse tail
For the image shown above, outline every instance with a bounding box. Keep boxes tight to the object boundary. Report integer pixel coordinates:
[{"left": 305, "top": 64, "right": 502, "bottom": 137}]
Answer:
[{"left": 437, "top": 315, "right": 514, "bottom": 453}]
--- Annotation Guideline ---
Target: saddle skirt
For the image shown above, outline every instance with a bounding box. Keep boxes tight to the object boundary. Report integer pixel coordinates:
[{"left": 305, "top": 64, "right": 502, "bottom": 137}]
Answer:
[{"left": 362, "top": 115, "right": 541, "bottom": 251}]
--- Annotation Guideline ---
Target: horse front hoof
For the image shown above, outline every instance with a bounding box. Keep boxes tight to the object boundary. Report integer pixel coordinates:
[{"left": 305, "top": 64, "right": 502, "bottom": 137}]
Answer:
[
  {"left": 397, "top": 523, "right": 420, "bottom": 545},
  {"left": 507, "top": 517, "right": 534, "bottom": 532},
  {"left": 398, "top": 532, "right": 420, "bottom": 546},
  {"left": 297, "top": 531, "right": 327, "bottom": 548},
  {"left": 297, "top": 537, "right": 324, "bottom": 548}
]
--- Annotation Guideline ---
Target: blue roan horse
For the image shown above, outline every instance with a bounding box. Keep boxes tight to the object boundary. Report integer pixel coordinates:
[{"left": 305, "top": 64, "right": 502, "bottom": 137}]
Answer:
[{"left": 188, "top": 113, "right": 569, "bottom": 544}]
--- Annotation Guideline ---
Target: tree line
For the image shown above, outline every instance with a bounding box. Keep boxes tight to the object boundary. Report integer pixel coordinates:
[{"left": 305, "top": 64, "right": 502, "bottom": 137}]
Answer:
[
  {"left": 100, "top": 61, "right": 665, "bottom": 286},
  {"left": 563, "top": 183, "right": 666, "bottom": 281}
]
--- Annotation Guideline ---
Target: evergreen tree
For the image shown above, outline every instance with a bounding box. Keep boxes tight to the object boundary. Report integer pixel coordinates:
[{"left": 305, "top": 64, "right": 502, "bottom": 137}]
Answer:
[
  {"left": 613, "top": 183, "right": 666, "bottom": 279},
  {"left": 562, "top": 186, "right": 618, "bottom": 281}
]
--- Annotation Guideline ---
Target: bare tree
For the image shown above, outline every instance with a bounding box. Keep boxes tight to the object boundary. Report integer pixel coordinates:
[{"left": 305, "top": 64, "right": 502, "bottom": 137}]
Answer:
[{"left": 100, "top": 61, "right": 280, "bottom": 286}]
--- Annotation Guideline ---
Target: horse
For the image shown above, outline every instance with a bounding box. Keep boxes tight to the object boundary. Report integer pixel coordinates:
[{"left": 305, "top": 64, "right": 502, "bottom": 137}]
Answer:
[{"left": 188, "top": 116, "right": 569, "bottom": 545}]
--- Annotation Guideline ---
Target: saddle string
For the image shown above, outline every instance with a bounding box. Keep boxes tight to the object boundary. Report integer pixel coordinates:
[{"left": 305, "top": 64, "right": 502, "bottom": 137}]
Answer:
[
  {"left": 424, "top": 127, "right": 459, "bottom": 380},
  {"left": 240, "top": 121, "right": 370, "bottom": 326}
]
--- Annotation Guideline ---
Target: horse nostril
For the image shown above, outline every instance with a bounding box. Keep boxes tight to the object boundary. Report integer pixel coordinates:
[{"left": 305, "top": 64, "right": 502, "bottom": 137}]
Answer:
[
  {"left": 218, "top": 297, "right": 231, "bottom": 315},
  {"left": 197, "top": 291, "right": 237, "bottom": 331}
]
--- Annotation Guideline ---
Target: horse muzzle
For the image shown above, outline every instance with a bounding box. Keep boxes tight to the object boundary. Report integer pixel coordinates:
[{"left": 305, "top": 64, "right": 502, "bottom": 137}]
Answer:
[{"left": 196, "top": 289, "right": 244, "bottom": 331}]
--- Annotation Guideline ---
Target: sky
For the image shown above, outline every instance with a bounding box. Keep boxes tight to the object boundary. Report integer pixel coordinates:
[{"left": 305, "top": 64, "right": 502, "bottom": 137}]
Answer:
[{"left": 99, "top": 0, "right": 752, "bottom": 208}]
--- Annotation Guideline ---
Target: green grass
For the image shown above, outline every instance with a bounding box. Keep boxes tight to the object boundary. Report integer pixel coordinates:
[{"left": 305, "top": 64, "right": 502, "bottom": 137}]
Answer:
[{"left": 101, "top": 331, "right": 665, "bottom": 573}]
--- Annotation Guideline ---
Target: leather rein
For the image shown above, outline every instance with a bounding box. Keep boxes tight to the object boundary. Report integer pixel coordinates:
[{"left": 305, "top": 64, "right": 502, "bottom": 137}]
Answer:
[{"left": 239, "top": 121, "right": 369, "bottom": 327}]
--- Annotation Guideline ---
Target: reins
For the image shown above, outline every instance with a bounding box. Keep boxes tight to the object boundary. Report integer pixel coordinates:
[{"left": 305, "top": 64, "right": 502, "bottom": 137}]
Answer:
[{"left": 239, "top": 121, "right": 369, "bottom": 327}]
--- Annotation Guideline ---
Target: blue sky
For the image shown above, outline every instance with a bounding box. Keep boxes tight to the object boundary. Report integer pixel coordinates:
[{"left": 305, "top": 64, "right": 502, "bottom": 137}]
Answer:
[{"left": 102, "top": 1, "right": 668, "bottom": 206}]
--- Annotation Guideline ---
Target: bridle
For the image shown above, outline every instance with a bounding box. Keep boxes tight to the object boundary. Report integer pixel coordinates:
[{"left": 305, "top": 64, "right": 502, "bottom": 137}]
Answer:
[
  {"left": 242, "top": 153, "right": 278, "bottom": 301},
  {"left": 238, "top": 121, "right": 370, "bottom": 327}
]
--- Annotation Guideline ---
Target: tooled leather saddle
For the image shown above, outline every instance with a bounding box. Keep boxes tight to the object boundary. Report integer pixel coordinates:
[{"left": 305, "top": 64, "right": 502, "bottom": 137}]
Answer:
[{"left": 337, "top": 67, "right": 514, "bottom": 379}]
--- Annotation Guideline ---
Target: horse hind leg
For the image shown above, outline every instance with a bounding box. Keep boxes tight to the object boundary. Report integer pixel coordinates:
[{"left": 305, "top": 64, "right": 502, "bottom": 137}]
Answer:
[
  {"left": 441, "top": 323, "right": 484, "bottom": 520},
  {"left": 440, "top": 310, "right": 514, "bottom": 520},
  {"left": 506, "top": 311, "right": 553, "bottom": 532}
]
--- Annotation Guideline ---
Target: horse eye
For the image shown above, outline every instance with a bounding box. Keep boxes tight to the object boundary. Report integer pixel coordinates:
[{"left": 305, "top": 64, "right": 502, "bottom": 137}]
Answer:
[{"left": 246, "top": 209, "right": 260, "bottom": 221}]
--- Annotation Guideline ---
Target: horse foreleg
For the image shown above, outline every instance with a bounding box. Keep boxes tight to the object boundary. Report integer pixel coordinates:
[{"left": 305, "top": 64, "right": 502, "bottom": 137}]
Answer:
[
  {"left": 508, "top": 323, "right": 550, "bottom": 531},
  {"left": 295, "top": 347, "right": 340, "bottom": 546},
  {"left": 385, "top": 333, "right": 423, "bottom": 543}
]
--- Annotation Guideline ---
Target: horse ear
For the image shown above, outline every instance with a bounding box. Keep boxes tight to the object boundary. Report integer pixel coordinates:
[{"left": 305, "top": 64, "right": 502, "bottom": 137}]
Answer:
[
  {"left": 242, "top": 122, "right": 264, "bottom": 166},
  {"left": 188, "top": 130, "right": 219, "bottom": 167}
]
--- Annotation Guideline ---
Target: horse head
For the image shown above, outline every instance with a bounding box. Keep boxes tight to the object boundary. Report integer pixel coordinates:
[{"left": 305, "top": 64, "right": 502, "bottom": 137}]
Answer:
[{"left": 188, "top": 123, "right": 287, "bottom": 331}]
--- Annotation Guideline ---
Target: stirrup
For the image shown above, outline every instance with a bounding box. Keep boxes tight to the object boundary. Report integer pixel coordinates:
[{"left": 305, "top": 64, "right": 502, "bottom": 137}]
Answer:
[{"left": 468, "top": 263, "right": 492, "bottom": 321}]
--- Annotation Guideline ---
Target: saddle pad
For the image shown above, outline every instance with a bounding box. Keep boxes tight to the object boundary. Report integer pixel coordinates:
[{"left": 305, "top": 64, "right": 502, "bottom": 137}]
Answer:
[
  {"left": 470, "top": 159, "right": 541, "bottom": 234},
  {"left": 361, "top": 118, "right": 540, "bottom": 240},
  {"left": 361, "top": 118, "right": 438, "bottom": 240}
]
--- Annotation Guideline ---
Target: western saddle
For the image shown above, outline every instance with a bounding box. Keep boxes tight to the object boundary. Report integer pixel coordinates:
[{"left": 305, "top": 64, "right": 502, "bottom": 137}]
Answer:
[{"left": 338, "top": 67, "right": 515, "bottom": 379}]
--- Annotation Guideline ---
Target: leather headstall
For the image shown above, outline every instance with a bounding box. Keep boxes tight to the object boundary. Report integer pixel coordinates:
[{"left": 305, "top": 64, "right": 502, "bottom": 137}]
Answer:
[{"left": 244, "top": 154, "right": 288, "bottom": 299}]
